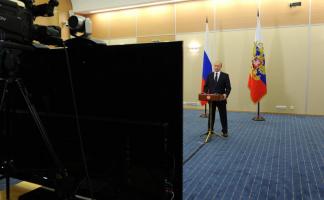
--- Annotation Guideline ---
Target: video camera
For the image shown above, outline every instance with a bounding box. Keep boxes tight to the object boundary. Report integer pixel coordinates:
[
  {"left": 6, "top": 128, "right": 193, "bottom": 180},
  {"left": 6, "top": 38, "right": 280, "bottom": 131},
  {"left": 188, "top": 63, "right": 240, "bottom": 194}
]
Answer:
[{"left": 0, "top": 0, "right": 62, "bottom": 46}]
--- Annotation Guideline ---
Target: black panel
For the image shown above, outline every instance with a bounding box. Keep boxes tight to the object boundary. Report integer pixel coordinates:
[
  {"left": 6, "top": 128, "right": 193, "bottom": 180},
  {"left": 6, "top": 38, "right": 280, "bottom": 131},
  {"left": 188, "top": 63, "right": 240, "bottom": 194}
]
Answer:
[{"left": 0, "top": 40, "right": 183, "bottom": 200}]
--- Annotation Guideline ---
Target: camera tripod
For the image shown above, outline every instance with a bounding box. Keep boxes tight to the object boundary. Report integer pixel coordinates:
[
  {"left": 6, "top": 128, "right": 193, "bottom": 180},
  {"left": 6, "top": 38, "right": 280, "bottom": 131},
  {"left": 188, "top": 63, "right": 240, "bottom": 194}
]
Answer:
[{"left": 0, "top": 42, "right": 73, "bottom": 200}]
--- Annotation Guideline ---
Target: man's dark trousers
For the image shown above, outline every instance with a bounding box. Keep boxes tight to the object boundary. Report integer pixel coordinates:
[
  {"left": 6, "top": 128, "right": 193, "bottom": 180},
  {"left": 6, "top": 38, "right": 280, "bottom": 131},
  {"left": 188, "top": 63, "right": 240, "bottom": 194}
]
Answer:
[{"left": 208, "top": 100, "right": 228, "bottom": 133}]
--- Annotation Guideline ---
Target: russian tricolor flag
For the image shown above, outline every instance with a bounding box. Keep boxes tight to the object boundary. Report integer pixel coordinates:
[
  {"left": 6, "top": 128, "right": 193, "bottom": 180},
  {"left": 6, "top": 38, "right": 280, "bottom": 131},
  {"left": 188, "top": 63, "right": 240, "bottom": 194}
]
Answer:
[{"left": 200, "top": 18, "right": 212, "bottom": 105}]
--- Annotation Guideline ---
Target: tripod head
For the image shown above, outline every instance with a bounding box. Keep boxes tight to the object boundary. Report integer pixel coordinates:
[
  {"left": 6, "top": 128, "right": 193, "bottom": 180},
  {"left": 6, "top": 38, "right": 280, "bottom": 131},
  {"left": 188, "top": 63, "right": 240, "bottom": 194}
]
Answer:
[{"left": 0, "top": 41, "right": 34, "bottom": 79}]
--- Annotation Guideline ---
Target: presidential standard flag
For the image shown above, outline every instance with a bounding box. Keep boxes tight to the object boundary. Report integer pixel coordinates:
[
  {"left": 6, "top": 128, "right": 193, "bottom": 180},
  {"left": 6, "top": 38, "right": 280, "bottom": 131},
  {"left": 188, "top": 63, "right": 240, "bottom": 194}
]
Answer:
[
  {"left": 248, "top": 10, "right": 267, "bottom": 103},
  {"left": 200, "top": 18, "right": 212, "bottom": 105}
]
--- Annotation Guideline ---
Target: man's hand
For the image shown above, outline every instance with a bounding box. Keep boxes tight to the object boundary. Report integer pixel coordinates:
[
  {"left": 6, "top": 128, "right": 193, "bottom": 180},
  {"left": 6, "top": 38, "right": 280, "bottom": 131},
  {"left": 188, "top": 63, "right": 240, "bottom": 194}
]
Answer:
[{"left": 223, "top": 94, "right": 227, "bottom": 99}]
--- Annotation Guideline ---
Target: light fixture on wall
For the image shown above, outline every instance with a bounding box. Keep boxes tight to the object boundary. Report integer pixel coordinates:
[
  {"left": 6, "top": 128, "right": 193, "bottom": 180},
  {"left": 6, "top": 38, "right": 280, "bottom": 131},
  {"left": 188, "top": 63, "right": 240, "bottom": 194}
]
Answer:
[{"left": 188, "top": 41, "right": 201, "bottom": 53}]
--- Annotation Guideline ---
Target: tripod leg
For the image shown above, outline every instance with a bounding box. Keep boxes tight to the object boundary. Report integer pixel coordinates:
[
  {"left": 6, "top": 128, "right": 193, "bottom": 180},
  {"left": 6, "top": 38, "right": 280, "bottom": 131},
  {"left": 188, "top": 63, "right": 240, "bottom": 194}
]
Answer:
[
  {"left": 0, "top": 80, "right": 11, "bottom": 200},
  {"left": 5, "top": 162, "right": 10, "bottom": 200},
  {"left": 15, "top": 79, "right": 75, "bottom": 199},
  {"left": 205, "top": 102, "right": 213, "bottom": 143},
  {"left": 0, "top": 80, "right": 9, "bottom": 111},
  {"left": 15, "top": 79, "right": 64, "bottom": 171}
]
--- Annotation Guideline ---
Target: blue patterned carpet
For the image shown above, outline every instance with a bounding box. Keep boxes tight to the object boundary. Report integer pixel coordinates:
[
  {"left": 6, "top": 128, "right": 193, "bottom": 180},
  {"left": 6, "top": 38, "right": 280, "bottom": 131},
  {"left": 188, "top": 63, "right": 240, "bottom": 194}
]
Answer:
[{"left": 183, "top": 110, "right": 324, "bottom": 200}]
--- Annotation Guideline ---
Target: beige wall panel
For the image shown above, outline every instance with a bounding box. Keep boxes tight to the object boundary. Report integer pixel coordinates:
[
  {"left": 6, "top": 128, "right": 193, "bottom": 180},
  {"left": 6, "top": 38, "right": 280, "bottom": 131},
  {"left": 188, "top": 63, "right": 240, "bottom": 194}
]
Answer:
[
  {"left": 90, "top": 13, "right": 111, "bottom": 39},
  {"left": 261, "top": 0, "right": 309, "bottom": 27},
  {"left": 34, "top": 0, "right": 48, "bottom": 4},
  {"left": 58, "top": 0, "right": 72, "bottom": 12},
  {"left": 137, "top": 35, "right": 175, "bottom": 43},
  {"left": 215, "top": 0, "right": 257, "bottom": 30},
  {"left": 177, "top": 33, "right": 207, "bottom": 104},
  {"left": 312, "top": 0, "right": 324, "bottom": 24},
  {"left": 59, "top": 11, "right": 70, "bottom": 40},
  {"left": 261, "top": 27, "right": 308, "bottom": 114},
  {"left": 308, "top": 25, "right": 324, "bottom": 115},
  {"left": 137, "top": 5, "right": 175, "bottom": 36},
  {"left": 109, "top": 10, "right": 137, "bottom": 38},
  {"left": 176, "top": 1, "right": 214, "bottom": 33}
]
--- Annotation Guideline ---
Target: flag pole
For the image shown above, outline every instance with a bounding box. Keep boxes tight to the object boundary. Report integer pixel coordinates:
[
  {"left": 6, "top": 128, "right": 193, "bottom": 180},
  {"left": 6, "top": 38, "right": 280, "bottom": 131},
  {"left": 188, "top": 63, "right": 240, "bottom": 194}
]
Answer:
[
  {"left": 253, "top": 102, "right": 265, "bottom": 121},
  {"left": 200, "top": 104, "right": 208, "bottom": 118},
  {"left": 200, "top": 17, "right": 212, "bottom": 118},
  {"left": 251, "top": 2, "right": 265, "bottom": 121}
]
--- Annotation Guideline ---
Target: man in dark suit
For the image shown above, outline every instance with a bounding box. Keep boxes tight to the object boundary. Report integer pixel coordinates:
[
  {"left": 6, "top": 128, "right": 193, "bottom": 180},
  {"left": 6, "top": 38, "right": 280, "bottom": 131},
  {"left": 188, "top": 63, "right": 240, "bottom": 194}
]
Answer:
[{"left": 203, "top": 61, "right": 231, "bottom": 137}]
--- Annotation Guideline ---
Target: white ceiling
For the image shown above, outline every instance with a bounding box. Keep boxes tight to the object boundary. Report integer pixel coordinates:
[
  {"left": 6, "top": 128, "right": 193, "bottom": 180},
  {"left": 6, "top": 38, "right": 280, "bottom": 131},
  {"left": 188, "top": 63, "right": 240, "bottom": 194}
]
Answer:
[{"left": 70, "top": 0, "right": 176, "bottom": 14}]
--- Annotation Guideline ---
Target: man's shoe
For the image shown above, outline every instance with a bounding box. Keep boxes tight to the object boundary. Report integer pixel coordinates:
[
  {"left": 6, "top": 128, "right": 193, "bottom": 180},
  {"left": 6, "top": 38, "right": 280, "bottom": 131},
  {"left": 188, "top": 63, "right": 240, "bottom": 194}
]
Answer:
[{"left": 222, "top": 132, "right": 228, "bottom": 137}]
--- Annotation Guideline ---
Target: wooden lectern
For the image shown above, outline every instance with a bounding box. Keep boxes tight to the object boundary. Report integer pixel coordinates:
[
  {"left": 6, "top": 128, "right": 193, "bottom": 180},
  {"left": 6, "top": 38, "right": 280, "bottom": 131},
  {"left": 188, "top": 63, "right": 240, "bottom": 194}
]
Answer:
[{"left": 199, "top": 93, "right": 225, "bottom": 143}]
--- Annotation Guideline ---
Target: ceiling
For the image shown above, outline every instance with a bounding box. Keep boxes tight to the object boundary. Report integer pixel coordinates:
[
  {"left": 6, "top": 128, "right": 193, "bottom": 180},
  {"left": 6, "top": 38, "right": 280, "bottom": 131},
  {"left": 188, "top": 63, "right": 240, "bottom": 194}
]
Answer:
[{"left": 70, "top": 0, "right": 183, "bottom": 14}]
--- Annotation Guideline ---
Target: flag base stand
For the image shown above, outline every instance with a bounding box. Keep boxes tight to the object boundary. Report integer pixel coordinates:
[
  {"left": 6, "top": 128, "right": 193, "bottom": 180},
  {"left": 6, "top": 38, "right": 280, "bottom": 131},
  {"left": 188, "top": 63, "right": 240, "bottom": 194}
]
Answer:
[
  {"left": 200, "top": 104, "right": 208, "bottom": 118},
  {"left": 252, "top": 115, "right": 265, "bottom": 121},
  {"left": 252, "top": 102, "right": 265, "bottom": 121},
  {"left": 200, "top": 113, "right": 208, "bottom": 118}
]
